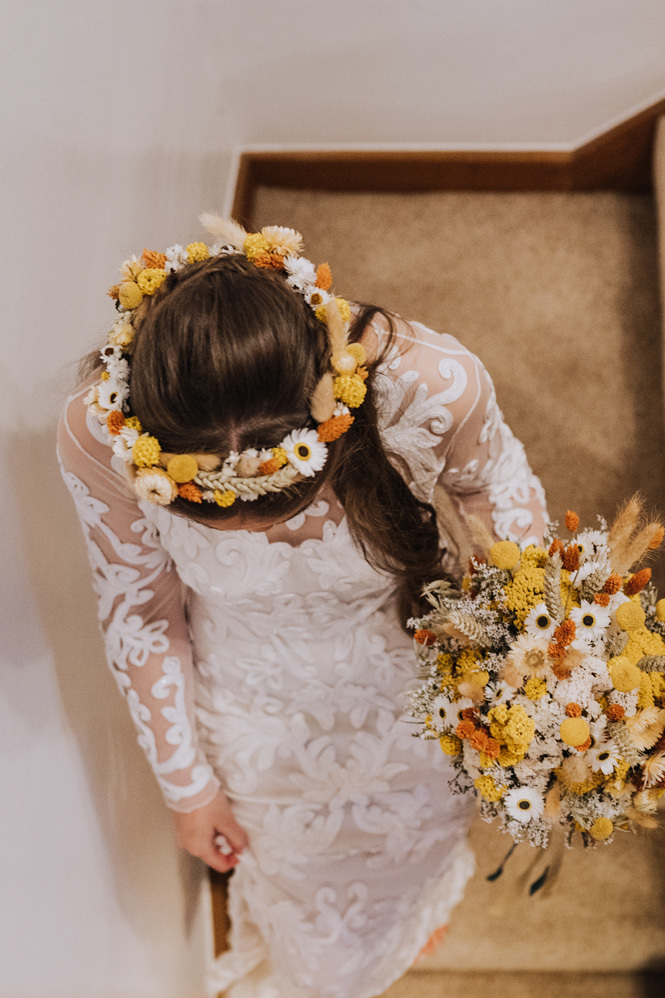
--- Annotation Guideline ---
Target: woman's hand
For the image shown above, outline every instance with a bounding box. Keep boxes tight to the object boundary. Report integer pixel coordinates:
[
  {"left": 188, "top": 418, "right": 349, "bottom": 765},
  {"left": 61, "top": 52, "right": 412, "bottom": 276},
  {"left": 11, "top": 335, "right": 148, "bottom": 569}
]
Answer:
[{"left": 171, "top": 790, "right": 249, "bottom": 874}]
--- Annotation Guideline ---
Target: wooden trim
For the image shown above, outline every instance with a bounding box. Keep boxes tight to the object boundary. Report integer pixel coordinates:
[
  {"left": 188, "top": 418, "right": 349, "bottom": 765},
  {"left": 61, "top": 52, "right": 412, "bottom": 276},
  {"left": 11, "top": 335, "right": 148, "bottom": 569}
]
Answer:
[
  {"left": 209, "top": 870, "right": 230, "bottom": 958},
  {"left": 231, "top": 98, "right": 665, "bottom": 222}
]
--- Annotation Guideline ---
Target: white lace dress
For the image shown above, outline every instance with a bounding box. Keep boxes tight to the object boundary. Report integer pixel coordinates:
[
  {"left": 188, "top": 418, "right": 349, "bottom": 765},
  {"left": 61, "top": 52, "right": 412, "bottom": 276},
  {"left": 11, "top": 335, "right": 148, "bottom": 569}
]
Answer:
[{"left": 57, "top": 317, "right": 548, "bottom": 998}]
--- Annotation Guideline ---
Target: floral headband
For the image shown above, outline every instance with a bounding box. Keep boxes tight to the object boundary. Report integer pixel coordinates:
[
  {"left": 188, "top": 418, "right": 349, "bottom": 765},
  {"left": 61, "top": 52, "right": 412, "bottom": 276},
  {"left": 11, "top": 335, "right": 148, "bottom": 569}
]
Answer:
[{"left": 85, "top": 216, "right": 368, "bottom": 508}]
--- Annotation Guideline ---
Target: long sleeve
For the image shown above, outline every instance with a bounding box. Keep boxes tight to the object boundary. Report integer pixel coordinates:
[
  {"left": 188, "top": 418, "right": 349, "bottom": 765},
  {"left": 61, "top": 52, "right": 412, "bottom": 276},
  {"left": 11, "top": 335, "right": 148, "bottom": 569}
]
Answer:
[
  {"left": 57, "top": 384, "right": 221, "bottom": 812},
  {"left": 372, "top": 315, "right": 549, "bottom": 558}
]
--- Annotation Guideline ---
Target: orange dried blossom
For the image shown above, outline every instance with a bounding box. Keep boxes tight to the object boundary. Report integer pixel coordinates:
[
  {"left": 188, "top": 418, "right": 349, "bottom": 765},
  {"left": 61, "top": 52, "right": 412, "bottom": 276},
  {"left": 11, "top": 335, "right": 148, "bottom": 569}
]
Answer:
[
  {"left": 106, "top": 410, "right": 126, "bottom": 436},
  {"left": 460, "top": 707, "right": 478, "bottom": 721},
  {"left": 602, "top": 574, "right": 623, "bottom": 595},
  {"left": 455, "top": 719, "right": 476, "bottom": 740},
  {"left": 142, "top": 249, "right": 167, "bottom": 269},
  {"left": 253, "top": 251, "right": 284, "bottom": 270},
  {"left": 575, "top": 737, "right": 592, "bottom": 753},
  {"left": 594, "top": 592, "right": 611, "bottom": 607},
  {"left": 562, "top": 543, "right": 580, "bottom": 572},
  {"left": 554, "top": 620, "right": 576, "bottom": 647},
  {"left": 606, "top": 704, "right": 625, "bottom": 721},
  {"left": 414, "top": 628, "right": 437, "bottom": 646},
  {"left": 470, "top": 730, "right": 489, "bottom": 751},
  {"left": 258, "top": 457, "right": 282, "bottom": 476},
  {"left": 178, "top": 482, "right": 203, "bottom": 503},
  {"left": 624, "top": 568, "right": 652, "bottom": 596},
  {"left": 565, "top": 510, "right": 580, "bottom": 531},
  {"left": 549, "top": 538, "right": 565, "bottom": 557},
  {"left": 317, "top": 413, "right": 354, "bottom": 442},
  {"left": 648, "top": 525, "right": 664, "bottom": 550},
  {"left": 315, "top": 262, "right": 333, "bottom": 290},
  {"left": 565, "top": 703, "right": 582, "bottom": 717},
  {"left": 107, "top": 284, "right": 120, "bottom": 299},
  {"left": 483, "top": 738, "right": 501, "bottom": 760}
]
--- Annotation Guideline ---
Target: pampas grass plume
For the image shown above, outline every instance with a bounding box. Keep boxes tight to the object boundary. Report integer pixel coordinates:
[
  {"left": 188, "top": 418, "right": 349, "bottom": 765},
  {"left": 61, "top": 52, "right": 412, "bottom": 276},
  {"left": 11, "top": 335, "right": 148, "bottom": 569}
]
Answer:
[{"left": 199, "top": 213, "right": 247, "bottom": 249}]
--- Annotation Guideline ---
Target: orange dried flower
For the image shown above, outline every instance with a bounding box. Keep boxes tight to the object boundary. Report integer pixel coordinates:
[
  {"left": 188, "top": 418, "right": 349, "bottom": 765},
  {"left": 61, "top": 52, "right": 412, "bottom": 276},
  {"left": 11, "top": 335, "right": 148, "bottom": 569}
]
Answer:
[
  {"left": 315, "top": 262, "right": 333, "bottom": 290},
  {"left": 470, "top": 730, "right": 489, "bottom": 751},
  {"left": 594, "top": 592, "right": 611, "bottom": 607},
  {"left": 178, "top": 482, "right": 203, "bottom": 503},
  {"left": 142, "top": 249, "right": 167, "bottom": 269},
  {"left": 253, "top": 251, "right": 284, "bottom": 270},
  {"left": 551, "top": 658, "right": 570, "bottom": 679},
  {"left": 106, "top": 410, "right": 126, "bottom": 436},
  {"left": 554, "top": 620, "right": 576, "bottom": 647},
  {"left": 460, "top": 707, "right": 478, "bottom": 721},
  {"left": 575, "top": 737, "right": 592, "bottom": 753},
  {"left": 606, "top": 704, "right": 625, "bottom": 721},
  {"left": 414, "top": 628, "right": 437, "bottom": 646},
  {"left": 602, "top": 574, "right": 623, "bottom": 595},
  {"left": 565, "top": 703, "right": 582, "bottom": 717},
  {"left": 648, "top": 526, "right": 664, "bottom": 550},
  {"left": 483, "top": 738, "right": 501, "bottom": 760},
  {"left": 107, "top": 284, "right": 120, "bottom": 299},
  {"left": 548, "top": 640, "right": 563, "bottom": 658},
  {"left": 562, "top": 543, "right": 580, "bottom": 572},
  {"left": 356, "top": 366, "right": 369, "bottom": 381},
  {"left": 258, "top": 457, "right": 281, "bottom": 476},
  {"left": 317, "top": 413, "right": 354, "bottom": 442},
  {"left": 565, "top": 510, "right": 580, "bottom": 531},
  {"left": 624, "top": 568, "right": 652, "bottom": 596},
  {"left": 548, "top": 538, "right": 564, "bottom": 557},
  {"left": 455, "top": 719, "right": 476, "bottom": 740}
]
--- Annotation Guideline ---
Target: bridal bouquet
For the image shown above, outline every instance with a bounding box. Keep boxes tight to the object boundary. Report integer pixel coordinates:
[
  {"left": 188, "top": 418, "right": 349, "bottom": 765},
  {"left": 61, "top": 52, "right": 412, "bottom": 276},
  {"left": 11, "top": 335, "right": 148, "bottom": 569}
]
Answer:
[{"left": 407, "top": 498, "right": 665, "bottom": 848}]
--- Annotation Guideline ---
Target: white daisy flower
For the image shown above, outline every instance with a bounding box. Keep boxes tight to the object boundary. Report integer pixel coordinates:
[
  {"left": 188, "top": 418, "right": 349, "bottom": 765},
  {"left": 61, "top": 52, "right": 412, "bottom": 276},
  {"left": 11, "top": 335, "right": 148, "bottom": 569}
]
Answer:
[
  {"left": 569, "top": 601, "right": 611, "bottom": 644},
  {"left": 164, "top": 243, "right": 188, "bottom": 273},
  {"left": 283, "top": 255, "right": 317, "bottom": 287},
  {"left": 304, "top": 286, "right": 332, "bottom": 309},
  {"left": 430, "top": 695, "right": 473, "bottom": 730},
  {"left": 112, "top": 424, "right": 140, "bottom": 462},
  {"left": 97, "top": 379, "right": 129, "bottom": 411},
  {"left": 588, "top": 741, "right": 619, "bottom": 775},
  {"left": 575, "top": 529, "right": 608, "bottom": 560},
  {"left": 524, "top": 603, "right": 557, "bottom": 640},
  {"left": 282, "top": 428, "right": 327, "bottom": 477},
  {"left": 503, "top": 786, "right": 545, "bottom": 823},
  {"left": 105, "top": 356, "right": 130, "bottom": 382}
]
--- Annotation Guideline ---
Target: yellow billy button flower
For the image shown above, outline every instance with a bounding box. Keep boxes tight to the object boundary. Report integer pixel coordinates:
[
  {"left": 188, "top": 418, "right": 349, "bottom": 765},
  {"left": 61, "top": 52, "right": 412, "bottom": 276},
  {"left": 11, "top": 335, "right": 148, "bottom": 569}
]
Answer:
[
  {"left": 559, "top": 717, "right": 590, "bottom": 747},
  {"left": 589, "top": 817, "right": 613, "bottom": 841},
  {"left": 439, "top": 733, "right": 462, "bottom": 756},
  {"left": 616, "top": 601, "right": 646, "bottom": 631},
  {"left": 656, "top": 599, "right": 665, "bottom": 622},
  {"left": 166, "top": 454, "right": 199, "bottom": 484},
  {"left": 489, "top": 540, "right": 521, "bottom": 570},
  {"left": 118, "top": 281, "right": 143, "bottom": 309},
  {"left": 608, "top": 656, "right": 642, "bottom": 693}
]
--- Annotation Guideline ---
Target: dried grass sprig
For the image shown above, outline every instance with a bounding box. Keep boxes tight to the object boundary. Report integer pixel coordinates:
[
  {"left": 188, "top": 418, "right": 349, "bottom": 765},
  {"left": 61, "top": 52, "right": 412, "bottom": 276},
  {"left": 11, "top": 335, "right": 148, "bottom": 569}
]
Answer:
[{"left": 544, "top": 553, "right": 564, "bottom": 623}]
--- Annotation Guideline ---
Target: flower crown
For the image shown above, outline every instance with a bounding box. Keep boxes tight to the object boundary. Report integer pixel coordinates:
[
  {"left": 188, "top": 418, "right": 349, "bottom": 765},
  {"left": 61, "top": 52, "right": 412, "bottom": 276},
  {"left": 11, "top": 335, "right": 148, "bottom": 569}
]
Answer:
[{"left": 85, "top": 215, "right": 368, "bottom": 508}]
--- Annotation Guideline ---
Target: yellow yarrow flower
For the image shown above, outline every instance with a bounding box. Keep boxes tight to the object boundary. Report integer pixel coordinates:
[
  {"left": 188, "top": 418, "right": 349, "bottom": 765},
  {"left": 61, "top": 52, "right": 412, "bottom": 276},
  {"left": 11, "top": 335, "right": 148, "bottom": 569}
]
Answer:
[
  {"left": 655, "top": 599, "right": 665, "bottom": 622},
  {"left": 474, "top": 775, "right": 506, "bottom": 802},
  {"left": 498, "top": 745, "right": 526, "bottom": 767},
  {"left": 214, "top": 489, "right": 236, "bottom": 508},
  {"left": 489, "top": 703, "right": 535, "bottom": 750},
  {"left": 271, "top": 446, "right": 288, "bottom": 468},
  {"left": 243, "top": 232, "right": 269, "bottom": 260},
  {"left": 625, "top": 627, "right": 665, "bottom": 664},
  {"left": 457, "top": 647, "right": 483, "bottom": 676},
  {"left": 186, "top": 242, "right": 209, "bottom": 263},
  {"left": 519, "top": 545, "right": 549, "bottom": 569},
  {"left": 334, "top": 374, "right": 367, "bottom": 408},
  {"left": 132, "top": 435, "right": 161, "bottom": 468},
  {"left": 125, "top": 415, "right": 142, "bottom": 432},
  {"left": 315, "top": 297, "right": 352, "bottom": 323},
  {"left": 637, "top": 671, "right": 656, "bottom": 710},
  {"left": 524, "top": 677, "right": 548, "bottom": 700},
  {"left": 503, "top": 567, "right": 546, "bottom": 624},
  {"left": 439, "top": 732, "right": 462, "bottom": 755},
  {"left": 137, "top": 268, "right": 167, "bottom": 295}
]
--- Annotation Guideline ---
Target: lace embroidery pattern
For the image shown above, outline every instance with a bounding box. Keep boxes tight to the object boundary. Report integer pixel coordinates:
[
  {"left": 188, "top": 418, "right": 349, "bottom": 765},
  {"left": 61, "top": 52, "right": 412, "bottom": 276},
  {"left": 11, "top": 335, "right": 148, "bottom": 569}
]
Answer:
[{"left": 58, "top": 464, "right": 217, "bottom": 805}]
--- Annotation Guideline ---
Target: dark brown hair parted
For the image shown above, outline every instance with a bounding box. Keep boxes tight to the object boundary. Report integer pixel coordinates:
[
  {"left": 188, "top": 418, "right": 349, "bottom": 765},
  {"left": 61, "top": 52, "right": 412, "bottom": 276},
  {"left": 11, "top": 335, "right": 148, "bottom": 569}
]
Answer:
[{"left": 85, "top": 253, "right": 448, "bottom": 622}]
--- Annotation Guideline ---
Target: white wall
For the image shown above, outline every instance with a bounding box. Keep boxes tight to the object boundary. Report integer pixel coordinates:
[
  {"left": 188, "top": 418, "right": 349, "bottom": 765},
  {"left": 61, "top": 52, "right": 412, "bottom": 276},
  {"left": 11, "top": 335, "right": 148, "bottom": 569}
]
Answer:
[{"left": 1, "top": 2, "right": 664, "bottom": 996}]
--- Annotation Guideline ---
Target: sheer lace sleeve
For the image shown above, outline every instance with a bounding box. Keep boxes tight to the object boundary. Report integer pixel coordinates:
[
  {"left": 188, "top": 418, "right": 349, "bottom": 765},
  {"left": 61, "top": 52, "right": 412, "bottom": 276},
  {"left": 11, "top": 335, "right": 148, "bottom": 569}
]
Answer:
[
  {"left": 57, "top": 383, "right": 221, "bottom": 812},
  {"left": 372, "top": 316, "right": 549, "bottom": 558}
]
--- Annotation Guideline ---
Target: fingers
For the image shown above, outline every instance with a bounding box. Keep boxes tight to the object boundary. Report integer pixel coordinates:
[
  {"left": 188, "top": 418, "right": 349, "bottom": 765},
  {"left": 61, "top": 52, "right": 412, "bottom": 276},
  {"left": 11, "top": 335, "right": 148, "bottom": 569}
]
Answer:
[{"left": 201, "top": 842, "right": 240, "bottom": 874}]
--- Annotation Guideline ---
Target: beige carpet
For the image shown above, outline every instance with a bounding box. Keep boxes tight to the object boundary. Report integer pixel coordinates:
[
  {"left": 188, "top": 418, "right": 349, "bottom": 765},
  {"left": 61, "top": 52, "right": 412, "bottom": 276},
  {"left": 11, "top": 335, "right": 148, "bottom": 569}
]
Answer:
[{"left": 249, "top": 185, "right": 665, "bottom": 985}]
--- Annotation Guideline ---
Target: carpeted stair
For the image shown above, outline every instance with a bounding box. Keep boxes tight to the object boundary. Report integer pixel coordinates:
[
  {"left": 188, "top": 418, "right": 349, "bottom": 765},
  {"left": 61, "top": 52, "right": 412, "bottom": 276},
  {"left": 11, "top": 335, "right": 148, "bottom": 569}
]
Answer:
[{"left": 245, "top": 126, "right": 665, "bottom": 996}]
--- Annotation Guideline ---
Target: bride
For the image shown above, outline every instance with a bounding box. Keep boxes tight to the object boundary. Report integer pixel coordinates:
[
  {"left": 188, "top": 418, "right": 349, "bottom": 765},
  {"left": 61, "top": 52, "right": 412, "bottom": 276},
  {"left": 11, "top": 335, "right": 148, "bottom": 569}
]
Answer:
[{"left": 57, "top": 217, "right": 548, "bottom": 998}]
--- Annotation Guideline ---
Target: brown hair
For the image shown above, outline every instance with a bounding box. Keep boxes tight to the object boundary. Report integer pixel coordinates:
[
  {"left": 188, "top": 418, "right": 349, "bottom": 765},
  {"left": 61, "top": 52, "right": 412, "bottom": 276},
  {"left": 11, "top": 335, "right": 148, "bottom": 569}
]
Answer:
[{"left": 89, "top": 253, "right": 447, "bottom": 622}]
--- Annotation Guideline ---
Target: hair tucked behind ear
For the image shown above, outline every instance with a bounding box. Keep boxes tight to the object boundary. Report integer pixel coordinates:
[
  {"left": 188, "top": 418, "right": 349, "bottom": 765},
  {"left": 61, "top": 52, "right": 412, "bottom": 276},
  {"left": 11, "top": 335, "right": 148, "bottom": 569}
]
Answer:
[{"left": 82, "top": 254, "right": 449, "bottom": 624}]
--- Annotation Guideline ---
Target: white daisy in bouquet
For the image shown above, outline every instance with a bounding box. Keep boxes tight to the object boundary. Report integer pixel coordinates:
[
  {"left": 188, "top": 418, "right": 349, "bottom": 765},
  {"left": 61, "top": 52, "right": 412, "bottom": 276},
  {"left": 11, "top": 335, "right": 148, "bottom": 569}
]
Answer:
[{"left": 407, "top": 497, "right": 665, "bottom": 848}]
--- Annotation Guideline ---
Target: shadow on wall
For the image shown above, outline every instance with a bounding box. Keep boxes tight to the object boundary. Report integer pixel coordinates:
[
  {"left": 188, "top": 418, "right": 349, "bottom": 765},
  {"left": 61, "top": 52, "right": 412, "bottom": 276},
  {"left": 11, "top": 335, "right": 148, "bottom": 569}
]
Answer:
[{"left": 4, "top": 413, "right": 206, "bottom": 958}]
